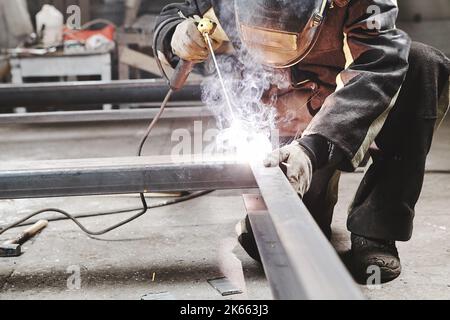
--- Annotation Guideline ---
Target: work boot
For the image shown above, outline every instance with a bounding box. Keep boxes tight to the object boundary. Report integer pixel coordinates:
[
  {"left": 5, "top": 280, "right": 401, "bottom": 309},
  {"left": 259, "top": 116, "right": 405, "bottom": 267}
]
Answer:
[
  {"left": 236, "top": 216, "right": 261, "bottom": 263},
  {"left": 351, "top": 234, "right": 402, "bottom": 284}
]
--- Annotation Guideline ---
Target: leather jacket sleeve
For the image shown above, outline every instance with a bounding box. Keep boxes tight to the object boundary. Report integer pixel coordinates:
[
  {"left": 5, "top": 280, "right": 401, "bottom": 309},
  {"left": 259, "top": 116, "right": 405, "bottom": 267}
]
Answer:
[{"left": 302, "top": 0, "right": 411, "bottom": 171}]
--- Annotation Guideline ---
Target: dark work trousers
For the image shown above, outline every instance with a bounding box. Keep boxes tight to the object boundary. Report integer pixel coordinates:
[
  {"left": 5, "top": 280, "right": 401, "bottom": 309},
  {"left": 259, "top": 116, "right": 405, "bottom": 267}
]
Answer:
[
  {"left": 274, "top": 42, "right": 450, "bottom": 242},
  {"left": 347, "top": 42, "right": 450, "bottom": 241}
]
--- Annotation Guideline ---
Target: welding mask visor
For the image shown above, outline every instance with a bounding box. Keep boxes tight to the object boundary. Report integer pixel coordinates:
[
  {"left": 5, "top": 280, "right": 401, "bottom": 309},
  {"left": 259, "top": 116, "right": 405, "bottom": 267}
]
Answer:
[{"left": 235, "top": 0, "right": 329, "bottom": 68}]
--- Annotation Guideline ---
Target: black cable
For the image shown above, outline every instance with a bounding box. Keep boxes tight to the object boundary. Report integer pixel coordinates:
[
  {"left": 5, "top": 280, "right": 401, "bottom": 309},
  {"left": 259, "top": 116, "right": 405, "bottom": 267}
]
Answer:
[
  {"left": 152, "top": 17, "right": 182, "bottom": 84},
  {"left": 0, "top": 194, "right": 147, "bottom": 237},
  {"left": 137, "top": 89, "right": 173, "bottom": 156},
  {"left": 0, "top": 191, "right": 213, "bottom": 236}
]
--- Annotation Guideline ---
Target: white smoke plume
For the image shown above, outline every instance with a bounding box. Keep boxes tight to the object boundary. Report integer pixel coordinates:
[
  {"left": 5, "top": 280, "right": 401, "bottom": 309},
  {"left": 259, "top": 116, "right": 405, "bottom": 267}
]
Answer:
[{"left": 201, "top": 49, "right": 290, "bottom": 159}]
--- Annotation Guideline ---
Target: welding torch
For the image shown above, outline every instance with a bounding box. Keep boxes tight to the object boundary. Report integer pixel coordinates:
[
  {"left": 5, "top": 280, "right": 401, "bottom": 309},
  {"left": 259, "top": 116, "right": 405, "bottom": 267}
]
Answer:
[{"left": 138, "top": 18, "right": 217, "bottom": 155}]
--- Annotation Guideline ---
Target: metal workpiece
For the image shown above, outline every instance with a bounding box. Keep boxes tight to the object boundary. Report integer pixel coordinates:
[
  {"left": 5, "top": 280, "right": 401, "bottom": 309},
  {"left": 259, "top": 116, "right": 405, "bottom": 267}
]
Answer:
[
  {"left": 243, "top": 194, "right": 307, "bottom": 300},
  {"left": 0, "top": 106, "right": 213, "bottom": 124},
  {"left": 0, "top": 156, "right": 257, "bottom": 199},
  {"left": 0, "top": 80, "right": 202, "bottom": 108},
  {"left": 250, "top": 163, "right": 364, "bottom": 300}
]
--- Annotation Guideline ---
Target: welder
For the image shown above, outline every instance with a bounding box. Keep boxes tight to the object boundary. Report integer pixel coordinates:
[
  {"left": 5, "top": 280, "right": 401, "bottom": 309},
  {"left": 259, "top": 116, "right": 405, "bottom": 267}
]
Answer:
[{"left": 155, "top": 0, "right": 450, "bottom": 283}]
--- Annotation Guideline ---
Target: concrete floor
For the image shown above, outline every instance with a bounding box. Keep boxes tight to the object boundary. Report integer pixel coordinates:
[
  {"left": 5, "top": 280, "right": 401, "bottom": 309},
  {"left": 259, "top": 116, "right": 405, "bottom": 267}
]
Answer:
[{"left": 0, "top": 115, "right": 449, "bottom": 300}]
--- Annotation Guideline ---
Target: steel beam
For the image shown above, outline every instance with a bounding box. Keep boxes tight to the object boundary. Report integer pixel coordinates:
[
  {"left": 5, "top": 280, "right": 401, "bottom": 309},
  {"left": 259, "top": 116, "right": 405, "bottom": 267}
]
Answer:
[
  {"left": 243, "top": 194, "right": 307, "bottom": 300},
  {"left": 0, "top": 107, "right": 213, "bottom": 124},
  {"left": 0, "top": 156, "right": 257, "bottom": 199},
  {"left": 250, "top": 162, "right": 364, "bottom": 300},
  {"left": 0, "top": 80, "right": 202, "bottom": 108}
]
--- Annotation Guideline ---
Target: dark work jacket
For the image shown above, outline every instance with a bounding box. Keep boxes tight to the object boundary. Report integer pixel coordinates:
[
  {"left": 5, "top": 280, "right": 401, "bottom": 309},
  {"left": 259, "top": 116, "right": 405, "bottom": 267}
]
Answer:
[{"left": 154, "top": 0, "right": 411, "bottom": 171}]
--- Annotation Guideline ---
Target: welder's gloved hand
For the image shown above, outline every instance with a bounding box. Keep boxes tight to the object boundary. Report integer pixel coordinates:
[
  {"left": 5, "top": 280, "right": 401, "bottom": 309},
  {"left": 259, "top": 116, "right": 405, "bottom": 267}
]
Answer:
[
  {"left": 171, "top": 19, "right": 222, "bottom": 62},
  {"left": 263, "top": 141, "right": 313, "bottom": 197}
]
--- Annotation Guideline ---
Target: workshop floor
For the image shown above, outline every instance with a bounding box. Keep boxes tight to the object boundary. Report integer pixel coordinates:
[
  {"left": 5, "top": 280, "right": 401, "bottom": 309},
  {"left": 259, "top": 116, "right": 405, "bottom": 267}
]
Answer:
[{"left": 0, "top": 115, "right": 448, "bottom": 300}]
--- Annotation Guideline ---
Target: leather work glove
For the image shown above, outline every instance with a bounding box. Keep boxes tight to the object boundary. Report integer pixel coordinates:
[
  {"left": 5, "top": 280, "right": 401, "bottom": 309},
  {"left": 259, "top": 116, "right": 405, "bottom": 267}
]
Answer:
[
  {"left": 171, "top": 19, "right": 222, "bottom": 62},
  {"left": 263, "top": 141, "right": 314, "bottom": 197}
]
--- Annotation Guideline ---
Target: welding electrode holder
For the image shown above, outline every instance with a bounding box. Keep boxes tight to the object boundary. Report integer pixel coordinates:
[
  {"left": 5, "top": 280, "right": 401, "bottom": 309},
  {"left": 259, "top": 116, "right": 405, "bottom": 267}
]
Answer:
[
  {"left": 169, "top": 60, "right": 196, "bottom": 91},
  {"left": 169, "top": 18, "right": 216, "bottom": 91}
]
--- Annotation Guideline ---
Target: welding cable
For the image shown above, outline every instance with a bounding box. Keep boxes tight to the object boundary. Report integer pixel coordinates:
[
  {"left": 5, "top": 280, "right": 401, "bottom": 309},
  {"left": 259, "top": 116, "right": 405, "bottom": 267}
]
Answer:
[
  {"left": 152, "top": 17, "right": 183, "bottom": 84},
  {"left": 137, "top": 88, "right": 173, "bottom": 156},
  {"left": 0, "top": 194, "right": 147, "bottom": 237},
  {"left": 0, "top": 190, "right": 213, "bottom": 236}
]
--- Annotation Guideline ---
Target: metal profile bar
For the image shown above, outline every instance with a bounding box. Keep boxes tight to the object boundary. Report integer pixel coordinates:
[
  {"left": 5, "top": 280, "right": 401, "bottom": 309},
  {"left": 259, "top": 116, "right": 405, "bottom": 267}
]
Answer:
[
  {"left": 0, "top": 156, "right": 257, "bottom": 199},
  {"left": 0, "top": 80, "right": 202, "bottom": 108},
  {"left": 243, "top": 194, "right": 307, "bottom": 300},
  {"left": 250, "top": 162, "right": 364, "bottom": 300},
  {"left": 0, "top": 107, "right": 213, "bottom": 124}
]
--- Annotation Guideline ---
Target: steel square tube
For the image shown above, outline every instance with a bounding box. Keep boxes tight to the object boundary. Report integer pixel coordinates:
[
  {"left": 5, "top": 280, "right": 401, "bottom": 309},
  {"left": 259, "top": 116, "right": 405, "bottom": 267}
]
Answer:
[
  {"left": 243, "top": 194, "right": 308, "bottom": 300},
  {"left": 0, "top": 156, "right": 257, "bottom": 199},
  {"left": 0, "top": 80, "right": 202, "bottom": 108},
  {"left": 250, "top": 162, "right": 364, "bottom": 300}
]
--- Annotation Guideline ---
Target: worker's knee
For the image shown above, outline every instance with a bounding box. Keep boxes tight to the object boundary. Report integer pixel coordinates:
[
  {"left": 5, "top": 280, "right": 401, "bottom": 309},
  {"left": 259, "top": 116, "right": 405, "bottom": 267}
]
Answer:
[
  {"left": 407, "top": 42, "right": 450, "bottom": 81},
  {"left": 394, "top": 42, "right": 449, "bottom": 121}
]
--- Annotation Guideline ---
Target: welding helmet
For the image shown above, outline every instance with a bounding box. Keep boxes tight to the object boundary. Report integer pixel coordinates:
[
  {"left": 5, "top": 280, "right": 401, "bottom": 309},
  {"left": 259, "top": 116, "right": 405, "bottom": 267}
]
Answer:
[{"left": 235, "top": 0, "right": 330, "bottom": 68}]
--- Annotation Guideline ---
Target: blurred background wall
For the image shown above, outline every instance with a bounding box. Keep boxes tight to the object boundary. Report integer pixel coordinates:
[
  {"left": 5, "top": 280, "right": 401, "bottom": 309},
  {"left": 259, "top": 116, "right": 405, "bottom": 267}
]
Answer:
[
  {"left": 397, "top": 0, "right": 450, "bottom": 56},
  {"left": 398, "top": 0, "right": 450, "bottom": 21}
]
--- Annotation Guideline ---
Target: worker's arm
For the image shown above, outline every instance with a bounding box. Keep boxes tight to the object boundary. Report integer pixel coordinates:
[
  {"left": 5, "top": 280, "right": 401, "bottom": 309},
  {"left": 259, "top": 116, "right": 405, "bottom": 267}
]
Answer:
[
  {"left": 301, "top": 0, "right": 411, "bottom": 171},
  {"left": 154, "top": 0, "right": 220, "bottom": 67}
]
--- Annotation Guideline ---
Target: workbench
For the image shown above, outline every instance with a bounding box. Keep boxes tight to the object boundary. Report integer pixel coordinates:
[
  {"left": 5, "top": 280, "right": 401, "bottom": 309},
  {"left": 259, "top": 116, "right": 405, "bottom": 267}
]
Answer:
[{"left": 9, "top": 51, "right": 112, "bottom": 112}]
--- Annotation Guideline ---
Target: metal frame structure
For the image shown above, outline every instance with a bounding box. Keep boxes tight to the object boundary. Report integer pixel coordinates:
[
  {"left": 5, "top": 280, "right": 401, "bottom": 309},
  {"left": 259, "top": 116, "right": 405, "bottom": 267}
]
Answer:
[{"left": 0, "top": 155, "right": 364, "bottom": 299}]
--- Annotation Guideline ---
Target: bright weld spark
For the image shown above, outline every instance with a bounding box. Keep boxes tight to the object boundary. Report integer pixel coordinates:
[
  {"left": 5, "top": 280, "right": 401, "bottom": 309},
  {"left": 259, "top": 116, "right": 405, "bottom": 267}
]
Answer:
[{"left": 216, "top": 121, "right": 273, "bottom": 163}]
